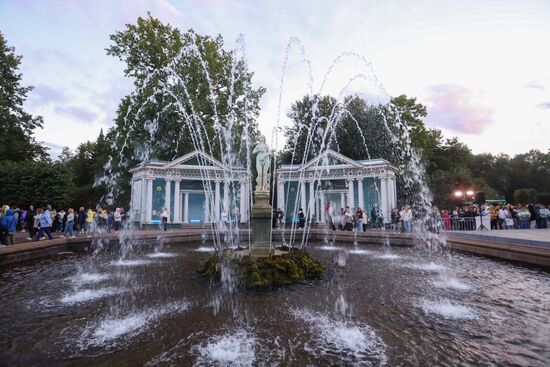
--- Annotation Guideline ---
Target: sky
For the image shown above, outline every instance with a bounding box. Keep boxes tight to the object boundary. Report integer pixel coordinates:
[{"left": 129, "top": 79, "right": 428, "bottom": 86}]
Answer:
[{"left": 1, "top": 0, "right": 549, "bottom": 158}]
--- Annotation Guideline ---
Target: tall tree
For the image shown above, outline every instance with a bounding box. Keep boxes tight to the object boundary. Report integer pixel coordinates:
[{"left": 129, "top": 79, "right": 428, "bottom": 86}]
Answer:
[
  {"left": 0, "top": 31, "right": 47, "bottom": 161},
  {"left": 104, "top": 15, "right": 265, "bottom": 205}
]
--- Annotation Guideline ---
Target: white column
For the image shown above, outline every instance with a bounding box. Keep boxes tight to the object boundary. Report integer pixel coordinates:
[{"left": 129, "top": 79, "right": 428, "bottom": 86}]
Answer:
[
  {"left": 173, "top": 179, "right": 181, "bottom": 223},
  {"left": 214, "top": 180, "right": 221, "bottom": 221},
  {"left": 340, "top": 192, "right": 345, "bottom": 209},
  {"left": 244, "top": 182, "right": 250, "bottom": 221},
  {"left": 391, "top": 177, "right": 397, "bottom": 209},
  {"left": 240, "top": 181, "right": 246, "bottom": 223},
  {"left": 164, "top": 179, "right": 171, "bottom": 222},
  {"left": 347, "top": 179, "right": 354, "bottom": 208},
  {"left": 308, "top": 181, "right": 315, "bottom": 219},
  {"left": 140, "top": 177, "right": 147, "bottom": 223},
  {"left": 358, "top": 178, "right": 364, "bottom": 209},
  {"left": 277, "top": 180, "right": 285, "bottom": 211},
  {"left": 183, "top": 192, "right": 189, "bottom": 223},
  {"left": 387, "top": 178, "right": 392, "bottom": 219},
  {"left": 204, "top": 193, "right": 210, "bottom": 223},
  {"left": 146, "top": 178, "right": 153, "bottom": 223},
  {"left": 380, "top": 177, "right": 388, "bottom": 222},
  {"left": 223, "top": 181, "right": 229, "bottom": 213},
  {"left": 320, "top": 191, "right": 326, "bottom": 223},
  {"left": 300, "top": 182, "right": 307, "bottom": 211}
]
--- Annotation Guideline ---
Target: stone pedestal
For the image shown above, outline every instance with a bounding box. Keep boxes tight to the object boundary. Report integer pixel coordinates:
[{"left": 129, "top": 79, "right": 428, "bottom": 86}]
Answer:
[{"left": 250, "top": 190, "right": 272, "bottom": 258}]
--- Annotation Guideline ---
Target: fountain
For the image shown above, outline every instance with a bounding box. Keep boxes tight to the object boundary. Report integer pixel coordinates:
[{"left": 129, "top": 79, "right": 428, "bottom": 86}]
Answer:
[{"left": 0, "top": 28, "right": 549, "bottom": 366}]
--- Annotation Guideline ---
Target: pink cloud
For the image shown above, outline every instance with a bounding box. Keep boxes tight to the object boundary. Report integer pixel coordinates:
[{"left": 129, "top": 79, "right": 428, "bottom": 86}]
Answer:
[{"left": 425, "top": 84, "right": 493, "bottom": 134}]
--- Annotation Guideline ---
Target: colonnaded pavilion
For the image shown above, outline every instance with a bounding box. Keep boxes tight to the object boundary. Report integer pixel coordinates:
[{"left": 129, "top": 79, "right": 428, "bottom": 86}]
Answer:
[{"left": 129, "top": 150, "right": 397, "bottom": 225}]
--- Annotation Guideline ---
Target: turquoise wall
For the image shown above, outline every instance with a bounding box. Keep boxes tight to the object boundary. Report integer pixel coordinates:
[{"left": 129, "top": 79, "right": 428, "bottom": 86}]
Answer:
[
  {"left": 284, "top": 181, "right": 299, "bottom": 222},
  {"left": 362, "top": 178, "right": 381, "bottom": 215},
  {"left": 151, "top": 178, "right": 165, "bottom": 222},
  {"left": 188, "top": 192, "right": 205, "bottom": 223}
]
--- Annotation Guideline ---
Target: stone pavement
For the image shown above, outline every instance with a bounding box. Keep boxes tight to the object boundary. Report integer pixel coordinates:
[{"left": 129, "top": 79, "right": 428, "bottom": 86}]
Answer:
[{"left": 447, "top": 229, "right": 550, "bottom": 250}]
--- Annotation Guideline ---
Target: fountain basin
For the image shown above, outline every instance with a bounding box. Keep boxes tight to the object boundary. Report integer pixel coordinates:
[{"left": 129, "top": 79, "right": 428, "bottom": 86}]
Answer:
[{"left": 1, "top": 241, "right": 549, "bottom": 366}]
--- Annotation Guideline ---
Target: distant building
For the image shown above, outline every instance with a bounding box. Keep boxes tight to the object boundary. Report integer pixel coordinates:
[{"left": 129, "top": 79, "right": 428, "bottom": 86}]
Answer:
[
  {"left": 276, "top": 149, "right": 398, "bottom": 223},
  {"left": 129, "top": 150, "right": 250, "bottom": 225},
  {"left": 129, "top": 149, "right": 397, "bottom": 226}
]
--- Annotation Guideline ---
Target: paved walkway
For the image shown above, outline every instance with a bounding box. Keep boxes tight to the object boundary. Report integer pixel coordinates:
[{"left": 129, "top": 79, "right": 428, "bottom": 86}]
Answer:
[{"left": 447, "top": 229, "right": 550, "bottom": 249}]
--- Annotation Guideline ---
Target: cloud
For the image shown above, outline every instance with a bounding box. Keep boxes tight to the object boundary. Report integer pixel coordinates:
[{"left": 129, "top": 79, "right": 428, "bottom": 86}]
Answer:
[
  {"left": 425, "top": 84, "right": 494, "bottom": 134},
  {"left": 524, "top": 80, "right": 545, "bottom": 90},
  {"left": 66, "top": 0, "right": 187, "bottom": 28},
  {"left": 536, "top": 102, "right": 550, "bottom": 109},
  {"left": 27, "top": 84, "right": 66, "bottom": 107},
  {"left": 55, "top": 105, "right": 98, "bottom": 124}
]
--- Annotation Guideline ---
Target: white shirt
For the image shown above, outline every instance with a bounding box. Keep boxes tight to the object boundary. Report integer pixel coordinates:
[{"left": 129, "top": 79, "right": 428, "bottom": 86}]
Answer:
[{"left": 400, "top": 209, "right": 412, "bottom": 222}]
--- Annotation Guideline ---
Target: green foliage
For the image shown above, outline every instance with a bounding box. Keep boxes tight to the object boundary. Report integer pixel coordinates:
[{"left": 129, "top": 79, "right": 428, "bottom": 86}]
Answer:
[
  {"left": 513, "top": 188, "right": 538, "bottom": 205},
  {"left": 58, "top": 129, "right": 111, "bottom": 208},
  {"left": 0, "top": 31, "right": 47, "bottom": 161},
  {"left": 198, "top": 249, "right": 324, "bottom": 288},
  {"left": 0, "top": 160, "right": 74, "bottom": 207},
  {"left": 280, "top": 93, "right": 550, "bottom": 208},
  {"left": 537, "top": 193, "right": 550, "bottom": 205},
  {"left": 105, "top": 15, "right": 265, "bottom": 206}
]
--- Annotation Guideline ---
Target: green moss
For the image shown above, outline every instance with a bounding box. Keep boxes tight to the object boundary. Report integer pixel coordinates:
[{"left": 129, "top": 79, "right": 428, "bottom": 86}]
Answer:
[{"left": 198, "top": 248, "right": 324, "bottom": 288}]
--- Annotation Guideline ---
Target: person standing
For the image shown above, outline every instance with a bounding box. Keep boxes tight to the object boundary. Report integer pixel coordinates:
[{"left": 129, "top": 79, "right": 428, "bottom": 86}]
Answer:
[
  {"left": 49, "top": 207, "right": 57, "bottom": 232},
  {"left": 376, "top": 208, "right": 385, "bottom": 230},
  {"left": 1, "top": 209, "right": 17, "bottom": 245},
  {"left": 78, "top": 207, "right": 86, "bottom": 233},
  {"left": 400, "top": 206, "right": 413, "bottom": 233},
  {"left": 391, "top": 208, "right": 401, "bottom": 232},
  {"left": 63, "top": 208, "right": 76, "bottom": 238},
  {"left": 57, "top": 209, "right": 66, "bottom": 232},
  {"left": 33, "top": 208, "right": 42, "bottom": 239},
  {"left": 518, "top": 207, "right": 531, "bottom": 229},
  {"left": 85, "top": 209, "right": 94, "bottom": 236},
  {"left": 497, "top": 206, "right": 507, "bottom": 229},
  {"left": 34, "top": 205, "right": 53, "bottom": 241},
  {"left": 356, "top": 207, "right": 364, "bottom": 233},
  {"left": 12, "top": 206, "right": 20, "bottom": 232},
  {"left": 113, "top": 208, "right": 122, "bottom": 232},
  {"left": 344, "top": 207, "right": 353, "bottom": 231},
  {"left": 160, "top": 207, "right": 169, "bottom": 231},
  {"left": 298, "top": 208, "right": 305, "bottom": 229},
  {"left": 275, "top": 208, "right": 285, "bottom": 229},
  {"left": 26, "top": 205, "right": 36, "bottom": 240}
]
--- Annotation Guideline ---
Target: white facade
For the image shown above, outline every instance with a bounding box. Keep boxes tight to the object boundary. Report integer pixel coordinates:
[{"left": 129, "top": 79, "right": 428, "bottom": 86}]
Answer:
[
  {"left": 129, "top": 150, "right": 250, "bottom": 225},
  {"left": 276, "top": 150, "right": 398, "bottom": 223}
]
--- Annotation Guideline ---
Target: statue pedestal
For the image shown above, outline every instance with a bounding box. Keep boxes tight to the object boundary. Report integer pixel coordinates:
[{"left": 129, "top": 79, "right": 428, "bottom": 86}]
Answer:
[{"left": 250, "top": 190, "right": 272, "bottom": 258}]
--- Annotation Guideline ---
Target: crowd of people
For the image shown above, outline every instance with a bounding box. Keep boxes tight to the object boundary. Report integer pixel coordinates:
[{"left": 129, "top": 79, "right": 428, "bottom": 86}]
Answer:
[
  {"left": 2, "top": 200, "right": 549, "bottom": 246},
  {"left": 0, "top": 204, "right": 127, "bottom": 246},
  {"left": 272, "top": 201, "right": 550, "bottom": 233},
  {"left": 438, "top": 203, "right": 550, "bottom": 231},
  {"left": 273, "top": 204, "right": 416, "bottom": 233}
]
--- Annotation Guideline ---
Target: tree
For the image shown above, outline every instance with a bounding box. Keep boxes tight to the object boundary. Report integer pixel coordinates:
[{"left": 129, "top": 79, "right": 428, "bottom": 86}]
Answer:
[
  {"left": 103, "top": 15, "right": 265, "bottom": 206},
  {"left": 58, "top": 146, "right": 74, "bottom": 163},
  {"left": 0, "top": 31, "right": 47, "bottom": 161},
  {"left": 280, "top": 94, "right": 445, "bottom": 206},
  {"left": 59, "top": 130, "right": 113, "bottom": 209},
  {"left": 513, "top": 188, "right": 538, "bottom": 204},
  {"left": 0, "top": 160, "right": 73, "bottom": 207}
]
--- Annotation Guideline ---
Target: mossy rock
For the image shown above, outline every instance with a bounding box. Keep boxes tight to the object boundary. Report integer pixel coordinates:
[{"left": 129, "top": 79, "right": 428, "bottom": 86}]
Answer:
[{"left": 198, "top": 249, "right": 324, "bottom": 288}]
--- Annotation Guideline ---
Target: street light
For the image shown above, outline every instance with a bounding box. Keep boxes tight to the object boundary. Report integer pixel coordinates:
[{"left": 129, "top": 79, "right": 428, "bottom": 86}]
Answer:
[
  {"left": 454, "top": 191, "right": 463, "bottom": 197},
  {"left": 466, "top": 190, "right": 474, "bottom": 196}
]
